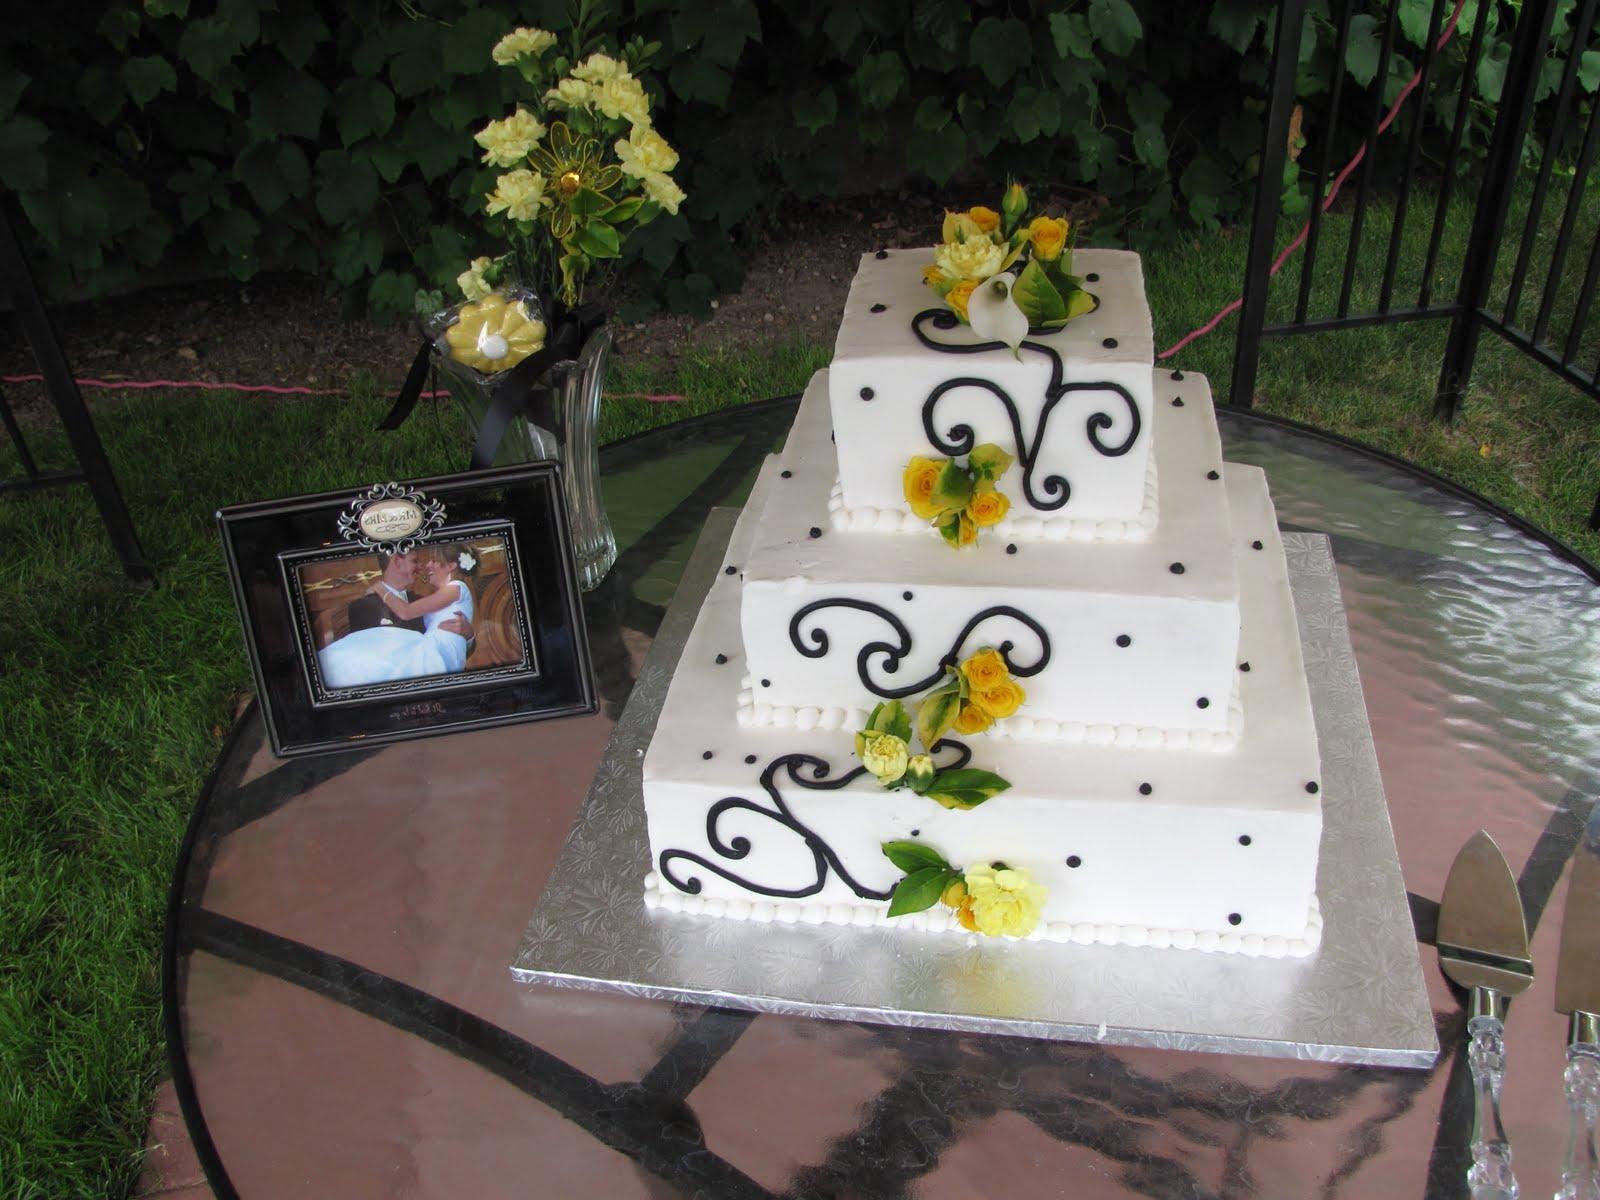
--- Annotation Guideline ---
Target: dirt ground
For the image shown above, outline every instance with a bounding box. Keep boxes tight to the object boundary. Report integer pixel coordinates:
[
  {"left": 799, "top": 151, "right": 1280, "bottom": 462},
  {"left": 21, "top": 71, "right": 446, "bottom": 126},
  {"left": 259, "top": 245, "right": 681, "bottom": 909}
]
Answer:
[{"left": 0, "top": 189, "right": 1106, "bottom": 413}]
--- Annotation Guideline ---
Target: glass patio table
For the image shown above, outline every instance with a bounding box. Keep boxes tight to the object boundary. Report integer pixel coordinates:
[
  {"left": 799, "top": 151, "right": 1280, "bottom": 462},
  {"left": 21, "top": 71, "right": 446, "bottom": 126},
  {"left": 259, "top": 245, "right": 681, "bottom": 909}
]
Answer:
[{"left": 166, "top": 395, "right": 1600, "bottom": 1198}]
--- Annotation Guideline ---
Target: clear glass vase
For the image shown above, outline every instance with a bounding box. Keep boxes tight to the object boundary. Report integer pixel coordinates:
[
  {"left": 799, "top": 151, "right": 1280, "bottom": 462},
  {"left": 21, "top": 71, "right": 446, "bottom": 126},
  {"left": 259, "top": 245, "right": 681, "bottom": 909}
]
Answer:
[{"left": 437, "top": 323, "right": 618, "bottom": 592}]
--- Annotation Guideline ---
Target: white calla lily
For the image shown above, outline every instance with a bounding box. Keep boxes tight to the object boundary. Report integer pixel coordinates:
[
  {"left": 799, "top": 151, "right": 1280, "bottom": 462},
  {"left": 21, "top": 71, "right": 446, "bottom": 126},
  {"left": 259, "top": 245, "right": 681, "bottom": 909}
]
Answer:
[{"left": 967, "top": 273, "right": 1029, "bottom": 356}]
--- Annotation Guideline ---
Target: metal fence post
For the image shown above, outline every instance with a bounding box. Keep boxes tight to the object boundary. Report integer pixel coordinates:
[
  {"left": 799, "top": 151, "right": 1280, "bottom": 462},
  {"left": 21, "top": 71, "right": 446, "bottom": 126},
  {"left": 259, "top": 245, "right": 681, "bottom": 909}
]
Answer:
[
  {"left": 1433, "top": 0, "right": 1559, "bottom": 421},
  {"left": 1231, "top": 0, "right": 1308, "bottom": 409}
]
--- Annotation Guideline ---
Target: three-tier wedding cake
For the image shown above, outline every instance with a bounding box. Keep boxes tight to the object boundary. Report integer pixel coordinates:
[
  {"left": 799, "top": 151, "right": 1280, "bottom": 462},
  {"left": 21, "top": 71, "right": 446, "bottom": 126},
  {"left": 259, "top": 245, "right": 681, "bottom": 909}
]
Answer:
[{"left": 636, "top": 237, "right": 1324, "bottom": 958}]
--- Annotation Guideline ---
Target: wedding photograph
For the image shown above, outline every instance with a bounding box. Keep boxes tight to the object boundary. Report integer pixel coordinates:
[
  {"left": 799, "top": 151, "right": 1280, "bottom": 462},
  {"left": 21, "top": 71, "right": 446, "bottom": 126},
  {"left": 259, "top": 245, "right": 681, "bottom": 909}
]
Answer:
[{"left": 295, "top": 535, "right": 530, "bottom": 694}]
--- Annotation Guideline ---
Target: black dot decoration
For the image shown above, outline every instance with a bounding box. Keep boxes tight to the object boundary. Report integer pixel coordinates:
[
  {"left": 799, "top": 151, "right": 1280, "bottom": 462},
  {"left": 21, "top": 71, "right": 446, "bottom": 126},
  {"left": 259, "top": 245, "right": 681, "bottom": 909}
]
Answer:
[
  {"left": 1169, "top": 562, "right": 1186, "bottom": 574},
  {"left": 808, "top": 527, "right": 822, "bottom": 539},
  {"left": 714, "top": 653, "right": 728, "bottom": 664},
  {"left": 1238, "top": 834, "right": 1252, "bottom": 846},
  {"left": 902, "top": 590, "right": 913, "bottom": 601},
  {"left": 724, "top": 565, "right": 737, "bottom": 575},
  {"left": 1251, "top": 540, "right": 1264, "bottom": 551},
  {"left": 1172, "top": 397, "right": 1185, "bottom": 407},
  {"left": 1228, "top": 913, "right": 1242, "bottom": 926},
  {"left": 702, "top": 750, "right": 714, "bottom": 760},
  {"left": 1102, "top": 337, "right": 1118, "bottom": 349},
  {"left": 1138, "top": 782, "right": 1152, "bottom": 796},
  {"left": 1066, "top": 855, "right": 1082, "bottom": 868},
  {"left": 1206, "top": 470, "right": 1220, "bottom": 481},
  {"left": 760, "top": 679, "right": 771, "bottom": 688},
  {"left": 910, "top": 828, "right": 920, "bottom": 837},
  {"left": 1306, "top": 781, "right": 1320, "bottom": 794},
  {"left": 1171, "top": 370, "right": 1185, "bottom": 380},
  {"left": 860, "top": 386, "right": 875, "bottom": 400},
  {"left": 1116, "top": 634, "right": 1132, "bottom": 648},
  {"left": 781, "top": 469, "right": 793, "bottom": 479},
  {"left": 1085, "top": 272, "right": 1100, "bottom": 282},
  {"left": 1005, "top": 543, "right": 1018, "bottom": 555},
  {"left": 870, "top": 303, "right": 887, "bottom": 313},
  {"left": 745, "top": 754, "right": 758, "bottom": 764},
  {"left": 875, "top": 249, "right": 888, "bottom": 259},
  {"left": 1239, "top": 661, "right": 1251, "bottom": 672},
  {"left": 1197, "top": 697, "right": 1210, "bottom": 709}
]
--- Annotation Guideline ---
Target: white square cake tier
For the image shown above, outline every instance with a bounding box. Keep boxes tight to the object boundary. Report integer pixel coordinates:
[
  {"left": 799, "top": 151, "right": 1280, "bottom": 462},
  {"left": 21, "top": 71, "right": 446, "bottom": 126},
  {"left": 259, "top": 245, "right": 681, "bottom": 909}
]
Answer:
[
  {"left": 829, "top": 248, "right": 1156, "bottom": 531},
  {"left": 641, "top": 460, "right": 1323, "bottom": 954},
  {"left": 733, "top": 369, "right": 1248, "bottom": 745}
]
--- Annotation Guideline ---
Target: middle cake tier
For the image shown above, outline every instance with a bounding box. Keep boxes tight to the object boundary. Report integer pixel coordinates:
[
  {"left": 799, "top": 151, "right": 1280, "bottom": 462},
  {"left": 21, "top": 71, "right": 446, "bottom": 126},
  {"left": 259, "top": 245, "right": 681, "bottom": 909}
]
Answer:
[{"left": 735, "top": 369, "right": 1250, "bottom": 747}]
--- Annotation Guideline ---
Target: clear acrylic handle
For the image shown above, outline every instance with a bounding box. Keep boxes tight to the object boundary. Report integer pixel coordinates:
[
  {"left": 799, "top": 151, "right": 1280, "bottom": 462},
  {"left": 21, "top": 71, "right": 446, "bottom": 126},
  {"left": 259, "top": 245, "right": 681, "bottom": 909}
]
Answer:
[
  {"left": 1558, "top": 1044, "right": 1600, "bottom": 1200},
  {"left": 1467, "top": 1013, "right": 1519, "bottom": 1200}
]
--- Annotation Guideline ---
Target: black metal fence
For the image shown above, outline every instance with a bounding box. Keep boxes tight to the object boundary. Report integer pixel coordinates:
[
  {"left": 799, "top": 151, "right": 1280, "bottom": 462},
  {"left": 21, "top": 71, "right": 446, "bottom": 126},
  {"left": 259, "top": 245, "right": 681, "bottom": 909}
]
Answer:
[{"left": 1232, "top": 0, "right": 1600, "bottom": 530}]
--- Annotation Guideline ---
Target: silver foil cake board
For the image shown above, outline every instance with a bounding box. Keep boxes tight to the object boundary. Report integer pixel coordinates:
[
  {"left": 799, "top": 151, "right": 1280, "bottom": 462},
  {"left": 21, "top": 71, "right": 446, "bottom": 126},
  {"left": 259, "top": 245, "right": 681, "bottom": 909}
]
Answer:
[{"left": 512, "top": 512, "right": 1438, "bottom": 1069}]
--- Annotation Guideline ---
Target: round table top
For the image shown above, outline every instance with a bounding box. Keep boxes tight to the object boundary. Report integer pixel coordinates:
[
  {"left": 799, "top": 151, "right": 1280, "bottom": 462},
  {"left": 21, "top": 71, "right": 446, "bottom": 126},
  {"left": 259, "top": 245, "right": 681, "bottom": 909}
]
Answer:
[{"left": 167, "top": 397, "right": 1600, "bottom": 1199}]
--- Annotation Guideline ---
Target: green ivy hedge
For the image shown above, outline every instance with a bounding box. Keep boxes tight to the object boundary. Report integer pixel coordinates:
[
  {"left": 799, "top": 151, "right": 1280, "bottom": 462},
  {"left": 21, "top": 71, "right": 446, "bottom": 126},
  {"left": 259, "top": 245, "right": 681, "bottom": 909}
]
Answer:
[{"left": 0, "top": 0, "right": 1589, "bottom": 318}]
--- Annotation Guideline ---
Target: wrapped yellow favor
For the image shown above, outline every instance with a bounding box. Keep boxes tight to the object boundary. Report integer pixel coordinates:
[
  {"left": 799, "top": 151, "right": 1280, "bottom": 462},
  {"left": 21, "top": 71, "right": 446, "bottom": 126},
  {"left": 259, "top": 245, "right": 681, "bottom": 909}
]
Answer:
[{"left": 443, "top": 292, "right": 547, "bottom": 374}]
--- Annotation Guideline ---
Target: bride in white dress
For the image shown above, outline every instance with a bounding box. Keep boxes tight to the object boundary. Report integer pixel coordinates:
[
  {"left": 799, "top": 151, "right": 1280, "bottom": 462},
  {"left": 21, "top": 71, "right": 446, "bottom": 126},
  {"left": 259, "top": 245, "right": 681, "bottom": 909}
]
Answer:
[{"left": 318, "top": 547, "right": 478, "bottom": 688}]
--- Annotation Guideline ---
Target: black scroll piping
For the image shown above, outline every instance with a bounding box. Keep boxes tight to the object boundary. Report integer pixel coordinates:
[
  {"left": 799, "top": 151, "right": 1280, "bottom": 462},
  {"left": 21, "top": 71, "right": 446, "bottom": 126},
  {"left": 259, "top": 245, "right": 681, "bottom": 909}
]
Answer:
[
  {"left": 658, "top": 742, "right": 972, "bottom": 899},
  {"left": 911, "top": 307, "right": 1141, "bottom": 511},
  {"left": 788, "top": 600, "right": 1050, "bottom": 699}
]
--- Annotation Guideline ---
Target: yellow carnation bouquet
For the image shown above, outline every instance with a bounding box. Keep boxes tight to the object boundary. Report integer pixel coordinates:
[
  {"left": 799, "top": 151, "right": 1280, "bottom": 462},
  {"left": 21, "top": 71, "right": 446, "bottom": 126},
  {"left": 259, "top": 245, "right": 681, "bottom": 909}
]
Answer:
[{"left": 924, "top": 181, "right": 1094, "bottom": 346}]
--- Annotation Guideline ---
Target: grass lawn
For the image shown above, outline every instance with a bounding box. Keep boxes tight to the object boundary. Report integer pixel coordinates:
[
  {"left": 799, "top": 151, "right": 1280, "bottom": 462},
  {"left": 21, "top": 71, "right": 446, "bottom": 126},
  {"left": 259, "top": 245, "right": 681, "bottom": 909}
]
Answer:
[{"left": 2, "top": 187, "right": 1597, "bottom": 1196}]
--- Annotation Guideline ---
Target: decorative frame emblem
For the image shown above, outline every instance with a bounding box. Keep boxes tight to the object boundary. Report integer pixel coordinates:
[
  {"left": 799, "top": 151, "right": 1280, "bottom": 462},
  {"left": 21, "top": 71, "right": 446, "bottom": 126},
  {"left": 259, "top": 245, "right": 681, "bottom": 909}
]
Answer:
[{"left": 336, "top": 482, "right": 447, "bottom": 553}]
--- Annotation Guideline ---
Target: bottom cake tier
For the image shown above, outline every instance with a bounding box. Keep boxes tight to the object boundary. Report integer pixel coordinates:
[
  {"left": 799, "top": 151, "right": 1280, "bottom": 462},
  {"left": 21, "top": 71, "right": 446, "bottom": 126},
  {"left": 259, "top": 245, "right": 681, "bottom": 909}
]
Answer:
[{"left": 640, "top": 456, "right": 1324, "bottom": 957}]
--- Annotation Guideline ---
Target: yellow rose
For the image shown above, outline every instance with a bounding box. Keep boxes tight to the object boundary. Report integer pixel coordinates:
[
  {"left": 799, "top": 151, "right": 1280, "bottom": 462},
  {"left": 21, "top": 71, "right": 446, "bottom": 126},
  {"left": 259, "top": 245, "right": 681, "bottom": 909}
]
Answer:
[
  {"left": 615, "top": 127, "right": 678, "bottom": 178},
  {"left": 1027, "top": 215, "right": 1070, "bottom": 262},
  {"left": 935, "top": 237, "right": 1005, "bottom": 282},
  {"left": 960, "top": 648, "right": 1010, "bottom": 690},
  {"left": 443, "top": 293, "right": 547, "bottom": 375},
  {"left": 922, "top": 264, "right": 944, "bottom": 288},
  {"left": 961, "top": 863, "right": 1046, "bottom": 938},
  {"left": 642, "top": 170, "right": 686, "bottom": 215},
  {"left": 972, "top": 679, "right": 1025, "bottom": 719},
  {"left": 967, "top": 205, "right": 1000, "bottom": 233},
  {"left": 902, "top": 456, "right": 945, "bottom": 520},
  {"left": 474, "top": 110, "right": 546, "bottom": 168},
  {"left": 595, "top": 76, "right": 651, "bottom": 127},
  {"left": 955, "top": 899, "right": 980, "bottom": 932},
  {"left": 860, "top": 733, "right": 909, "bottom": 786},
  {"left": 941, "top": 878, "right": 968, "bottom": 909},
  {"left": 572, "top": 52, "right": 630, "bottom": 83},
  {"left": 946, "top": 279, "right": 978, "bottom": 322},
  {"left": 954, "top": 512, "right": 978, "bottom": 547},
  {"left": 491, "top": 27, "right": 556, "bottom": 65},
  {"left": 953, "top": 703, "right": 993, "bottom": 735},
  {"left": 456, "top": 256, "right": 494, "bottom": 302},
  {"left": 966, "top": 487, "right": 1009, "bottom": 527},
  {"left": 484, "top": 169, "right": 551, "bottom": 223}
]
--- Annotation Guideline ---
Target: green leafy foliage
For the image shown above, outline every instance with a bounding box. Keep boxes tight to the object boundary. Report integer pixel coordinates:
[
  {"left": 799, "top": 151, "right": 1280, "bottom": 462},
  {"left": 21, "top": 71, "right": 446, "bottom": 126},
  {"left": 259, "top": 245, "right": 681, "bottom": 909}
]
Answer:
[{"left": 0, "top": 0, "right": 1583, "bottom": 313}]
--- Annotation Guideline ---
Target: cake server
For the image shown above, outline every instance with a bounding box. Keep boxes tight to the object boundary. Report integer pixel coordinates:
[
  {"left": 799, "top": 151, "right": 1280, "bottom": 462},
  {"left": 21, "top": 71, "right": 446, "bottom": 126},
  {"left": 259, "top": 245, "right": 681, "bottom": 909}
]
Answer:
[
  {"left": 1439, "top": 830, "right": 1533, "bottom": 1200},
  {"left": 1555, "top": 802, "right": 1600, "bottom": 1200}
]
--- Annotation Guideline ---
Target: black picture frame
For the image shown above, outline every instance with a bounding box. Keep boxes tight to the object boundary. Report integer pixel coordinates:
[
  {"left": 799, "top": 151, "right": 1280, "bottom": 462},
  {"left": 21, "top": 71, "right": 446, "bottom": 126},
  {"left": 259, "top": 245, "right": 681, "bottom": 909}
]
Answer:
[{"left": 217, "top": 463, "right": 596, "bottom": 757}]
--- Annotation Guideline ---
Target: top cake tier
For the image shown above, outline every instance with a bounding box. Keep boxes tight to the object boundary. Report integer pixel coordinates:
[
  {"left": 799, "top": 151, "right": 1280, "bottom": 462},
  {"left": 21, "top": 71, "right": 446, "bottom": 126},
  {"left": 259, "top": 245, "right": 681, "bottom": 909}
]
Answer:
[{"left": 829, "top": 248, "right": 1157, "bottom": 538}]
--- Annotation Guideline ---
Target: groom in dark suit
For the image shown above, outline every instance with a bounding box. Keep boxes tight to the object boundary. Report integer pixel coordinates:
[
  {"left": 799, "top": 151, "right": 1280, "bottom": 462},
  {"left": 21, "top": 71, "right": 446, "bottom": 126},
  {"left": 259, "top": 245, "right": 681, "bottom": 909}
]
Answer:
[{"left": 346, "top": 549, "right": 474, "bottom": 641}]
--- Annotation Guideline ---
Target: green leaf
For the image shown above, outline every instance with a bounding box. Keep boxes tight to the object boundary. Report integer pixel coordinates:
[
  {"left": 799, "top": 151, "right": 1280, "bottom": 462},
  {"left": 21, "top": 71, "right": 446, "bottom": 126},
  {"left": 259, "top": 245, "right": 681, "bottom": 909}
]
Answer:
[
  {"left": 1012, "top": 259, "right": 1068, "bottom": 326},
  {"left": 178, "top": 13, "right": 251, "bottom": 85},
  {"left": 915, "top": 690, "right": 962, "bottom": 750},
  {"left": 1064, "top": 288, "right": 1097, "bottom": 321},
  {"left": 927, "top": 768, "right": 1011, "bottom": 795},
  {"left": 1477, "top": 38, "right": 1510, "bottom": 102},
  {"left": 388, "top": 22, "right": 441, "bottom": 97},
  {"left": 969, "top": 17, "right": 1031, "bottom": 87},
  {"left": 855, "top": 51, "right": 907, "bottom": 109},
  {"left": 670, "top": 56, "right": 732, "bottom": 105},
  {"left": 248, "top": 72, "right": 329, "bottom": 141},
  {"left": 97, "top": 8, "right": 142, "bottom": 49},
  {"left": 914, "top": 95, "right": 951, "bottom": 133},
  {"left": 1345, "top": 14, "right": 1382, "bottom": 87},
  {"left": 369, "top": 269, "right": 421, "bottom": 316},
  {"left": 930, "top": 460, "right": 973, "bottom": 510},
  {"left": 331, "top": 225, "right": 383, "bottom": 285},
  {"left": 882, "top": 840, "right": 950, "bottom": 875},
  {"left": 822, "top": 7, "right": 863, "bottom": 53},
  {"left": 1582, "top": 49, "right": 1600, "bottom": 93},
  {"left": 1127, "top": 82, "right": 1170, "bottom": 128},
  {"left": 907, "top": 124, "right": 967, "bottom": 184},
  {"left": 1132, "top": 121, "right": 1167, "bottom": 168},
  {"left": 792, "top": 87, "right": 837, "bottom": 134},
  {"left": 570, "top": 187, "right": 611, "bottom": 217},
  {"left": 335, "top": 80, "right": 396, "bottom": 148},
  {"left": 123, "top": 56, "right": 178, "bottom": 109},
  {"left": 868, "top": 699, "right": 913, "bottom": 743},
  {"left": 967, "top": 444, "right": 1013, "bottom": 482},
  {"left": 145, "top": 0, "right": 190, "bottom": 16},
  {"left": 1088, "top": 0, "right": 1143, "bottom": 57},
  {"left": 1398, "top": 0, "right": 1438, "bottom": 47},
  {"left": 313, "top": 149, "right": 378, "bottom": 225},
  {"left": 937, "top": 511, "right": 964, "bottom": 548},
  {"left": 440, "top": 7, "right": 505, "bottom": 75},
  {"left": 1007, "top": 86, "right": 1061, "bottom": 143},
  {"left": 1208, "top": 0, "right": 1267, "bottom": 53},
  {"left": 265, "top": 9, "right": 331, "bottom": 69},
  {"left": 606, "top": 195, "right": 647, "bottom": 223},
  {"left": 1048, "top": 12, "right": 1095, "bottom": 60},
  {"left": 887, "top": 866, "right": 954, "bottom": 917},
  {"left": 235, "top": 140, "right": 307, "bottom": 213},
  {"left": 577, "top": 220, "right": 622, "bottom": 259},
  {"left": 0, "top": 115, "right": 49, "bottom": 192}
]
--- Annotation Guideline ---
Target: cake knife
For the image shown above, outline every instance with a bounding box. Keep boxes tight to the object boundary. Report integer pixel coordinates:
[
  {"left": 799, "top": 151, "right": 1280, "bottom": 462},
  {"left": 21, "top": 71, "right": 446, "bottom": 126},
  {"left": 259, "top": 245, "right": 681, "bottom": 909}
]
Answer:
[
  {"left": 1555, "top": 802, "right": 1600, "bottom": 1200},
  {"left": 1439, "top": 830, "right": 1533, "bottom": 1200}
]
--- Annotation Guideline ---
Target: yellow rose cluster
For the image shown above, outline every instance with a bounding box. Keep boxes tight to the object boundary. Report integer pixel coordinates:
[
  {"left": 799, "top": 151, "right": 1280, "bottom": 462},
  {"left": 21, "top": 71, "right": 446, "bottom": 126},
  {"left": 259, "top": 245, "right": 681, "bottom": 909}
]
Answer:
[
  {"left": 902, "top": 442, "right": 1014, "bottom": 549},
  {"left": 921, "top": 181, "right": 1093, "bottom": 331},
  {"left": 949, "top": 648, "right": 1026, "bottom": 736},
  {"left": 461, "top": 29, "right": 686, "bottom": 308},
  {"left": 880, "top": 839, "right": 1046, "bottom": 938}
]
